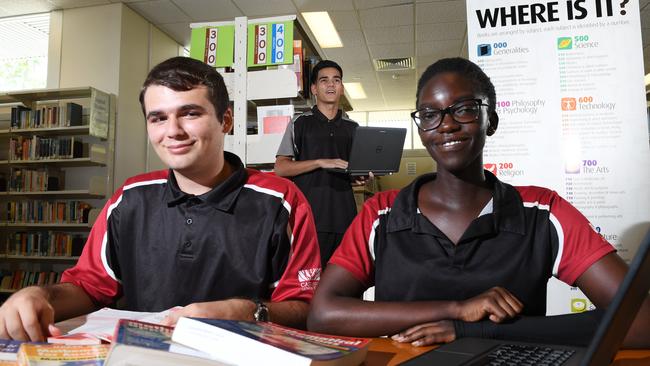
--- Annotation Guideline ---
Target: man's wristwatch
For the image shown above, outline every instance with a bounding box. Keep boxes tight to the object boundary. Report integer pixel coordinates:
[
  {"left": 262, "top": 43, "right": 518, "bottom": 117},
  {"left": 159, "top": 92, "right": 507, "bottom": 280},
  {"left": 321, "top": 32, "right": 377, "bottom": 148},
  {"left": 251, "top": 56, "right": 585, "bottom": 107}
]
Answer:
[{"left": 253, "top": 299, "right": 269, "bottom": 322}]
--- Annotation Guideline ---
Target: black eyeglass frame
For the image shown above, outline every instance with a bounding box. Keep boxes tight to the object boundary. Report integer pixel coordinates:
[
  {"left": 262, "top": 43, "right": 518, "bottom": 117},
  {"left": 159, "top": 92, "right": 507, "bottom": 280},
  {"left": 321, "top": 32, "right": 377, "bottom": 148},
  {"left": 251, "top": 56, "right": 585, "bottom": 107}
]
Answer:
[{"left": 411, "top": 98, "right": 490, "bottom": 132}]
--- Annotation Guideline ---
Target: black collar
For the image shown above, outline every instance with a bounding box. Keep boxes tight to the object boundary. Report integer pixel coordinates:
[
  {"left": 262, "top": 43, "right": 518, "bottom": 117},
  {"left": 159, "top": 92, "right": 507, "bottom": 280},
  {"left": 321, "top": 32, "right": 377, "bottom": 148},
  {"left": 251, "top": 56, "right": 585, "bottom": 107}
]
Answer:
[
  {"left": 165, "top": 151, "right": 248, "bottom": 212},
  {"left": 386, "top": 171, "right": 526, "bottom": 236},
  {"left": 311, "top": 105, "right": 342, "bottom": 124}
]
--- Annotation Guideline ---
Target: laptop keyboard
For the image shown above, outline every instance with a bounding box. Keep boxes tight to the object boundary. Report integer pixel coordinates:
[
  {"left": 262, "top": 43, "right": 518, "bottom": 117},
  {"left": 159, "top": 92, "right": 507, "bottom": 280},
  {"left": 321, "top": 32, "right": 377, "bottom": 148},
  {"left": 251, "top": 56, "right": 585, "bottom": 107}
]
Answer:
[{"left": 485, "top": 344, "right": 575, "bottom": 366}]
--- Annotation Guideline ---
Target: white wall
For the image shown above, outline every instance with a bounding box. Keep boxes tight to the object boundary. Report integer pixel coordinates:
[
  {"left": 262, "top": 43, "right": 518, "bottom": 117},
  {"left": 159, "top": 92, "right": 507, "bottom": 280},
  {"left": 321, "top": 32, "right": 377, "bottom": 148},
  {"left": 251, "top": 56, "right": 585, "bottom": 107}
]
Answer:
[
  {"left": 58, "top": 4, "right": 122, "bottom": 94},
  {"left": 146, "top": 26, "right": 184, "bottom": 172},
  {"left": 52, "top": 3, "right": 181, "bottom": 190},
  {"left": 115, "top": 5, "right": 150, "bottom": 187}
]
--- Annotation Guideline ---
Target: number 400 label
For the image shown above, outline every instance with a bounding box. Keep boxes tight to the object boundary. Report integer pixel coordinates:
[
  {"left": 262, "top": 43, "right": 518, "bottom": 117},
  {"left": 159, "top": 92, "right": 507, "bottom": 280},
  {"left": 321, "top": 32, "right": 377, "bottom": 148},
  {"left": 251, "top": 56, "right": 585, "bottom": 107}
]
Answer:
[{"left": 254, "top": 23, "right": 285, "bottom": 65}]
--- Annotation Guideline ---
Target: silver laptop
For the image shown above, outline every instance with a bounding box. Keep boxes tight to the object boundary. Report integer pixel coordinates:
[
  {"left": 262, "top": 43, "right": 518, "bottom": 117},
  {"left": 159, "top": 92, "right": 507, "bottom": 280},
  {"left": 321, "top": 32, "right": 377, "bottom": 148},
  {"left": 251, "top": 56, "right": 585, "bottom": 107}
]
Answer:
[
  {"left": 326, "top": 126, "right": 407, "bottom": 176},
  {"left": 402, "top": 228, "right": 650, "bottom": 366}
]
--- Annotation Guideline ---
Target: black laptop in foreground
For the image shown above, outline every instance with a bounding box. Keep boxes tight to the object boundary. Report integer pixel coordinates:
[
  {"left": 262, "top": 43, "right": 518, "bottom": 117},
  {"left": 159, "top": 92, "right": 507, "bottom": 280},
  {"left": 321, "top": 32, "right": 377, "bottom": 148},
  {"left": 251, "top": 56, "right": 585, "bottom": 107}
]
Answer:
[
  {"left": 402, "top": 228, "right": 650, "bottom": 366},
  {"left": 326, "top": 126, "right": 407, "bottom": 176}
]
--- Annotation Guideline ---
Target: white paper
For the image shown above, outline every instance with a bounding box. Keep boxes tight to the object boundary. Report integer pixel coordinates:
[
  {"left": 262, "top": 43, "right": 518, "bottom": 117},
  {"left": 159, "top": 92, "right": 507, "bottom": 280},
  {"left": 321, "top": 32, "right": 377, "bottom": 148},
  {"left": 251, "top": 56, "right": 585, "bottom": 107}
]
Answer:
[{"left": 57, "top": 307, "right": 177, "bottom": 341}]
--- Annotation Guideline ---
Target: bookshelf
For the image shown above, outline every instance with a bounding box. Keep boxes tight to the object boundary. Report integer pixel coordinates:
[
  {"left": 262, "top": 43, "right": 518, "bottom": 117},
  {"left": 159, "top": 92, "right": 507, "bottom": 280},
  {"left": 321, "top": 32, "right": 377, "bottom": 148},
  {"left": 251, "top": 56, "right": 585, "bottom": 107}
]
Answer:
[
  {"left": 0, "top": 86, "right": 115, "bottom": 299},
  {"left": 193, "top": 15, "right": 350, "bottom": 167}
]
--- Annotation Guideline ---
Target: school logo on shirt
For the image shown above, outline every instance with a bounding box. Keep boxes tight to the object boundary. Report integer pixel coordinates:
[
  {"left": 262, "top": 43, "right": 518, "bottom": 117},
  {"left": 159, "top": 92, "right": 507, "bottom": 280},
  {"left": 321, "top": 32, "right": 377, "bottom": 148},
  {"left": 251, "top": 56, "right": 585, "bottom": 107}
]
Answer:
[{"left": 298, "top": 268, "right": 321, "bottom": 291}]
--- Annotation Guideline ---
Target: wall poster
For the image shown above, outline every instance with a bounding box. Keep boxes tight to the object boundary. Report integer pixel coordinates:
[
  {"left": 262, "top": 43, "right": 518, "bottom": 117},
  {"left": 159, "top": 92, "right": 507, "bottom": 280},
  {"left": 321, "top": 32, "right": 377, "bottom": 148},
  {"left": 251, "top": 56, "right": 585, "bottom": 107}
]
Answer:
[{"left": 466, "top": 0, "right": 650, "bottom": 315}]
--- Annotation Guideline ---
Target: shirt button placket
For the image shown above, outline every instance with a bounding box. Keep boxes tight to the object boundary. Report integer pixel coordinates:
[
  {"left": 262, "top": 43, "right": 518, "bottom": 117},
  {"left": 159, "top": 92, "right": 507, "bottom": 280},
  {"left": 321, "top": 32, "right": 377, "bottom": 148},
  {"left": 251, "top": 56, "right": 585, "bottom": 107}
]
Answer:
[{"left": 181, "top": 201, "right": 196, "bottom": 257}]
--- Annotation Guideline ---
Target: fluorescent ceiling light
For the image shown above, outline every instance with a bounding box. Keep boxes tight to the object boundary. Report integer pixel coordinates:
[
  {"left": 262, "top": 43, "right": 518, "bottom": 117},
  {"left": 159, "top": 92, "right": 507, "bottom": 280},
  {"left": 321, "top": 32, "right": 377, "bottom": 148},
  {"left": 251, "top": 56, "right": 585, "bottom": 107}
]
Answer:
[
  {"left": 645, "top": 73, "right": 650, "bottom": 86},
  {"left": 344, "top": 82, "right": 367, "bottom": 99},
  {"left": 301, "top": 12, "right": 343, "bottom": 48}
]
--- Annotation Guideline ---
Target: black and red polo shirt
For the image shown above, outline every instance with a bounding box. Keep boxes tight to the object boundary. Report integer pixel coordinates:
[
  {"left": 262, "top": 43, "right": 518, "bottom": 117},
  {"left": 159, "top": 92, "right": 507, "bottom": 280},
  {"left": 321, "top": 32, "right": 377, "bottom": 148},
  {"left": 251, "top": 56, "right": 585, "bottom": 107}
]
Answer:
[
  {"left": 62, "top": 152, "right": 321, "bottom": 311},
  {"left": 329, "top": 171, "right": 615, "bottom": 315},
  {"left": 276, "top": 106, "right": 358, "bottom": 234}
]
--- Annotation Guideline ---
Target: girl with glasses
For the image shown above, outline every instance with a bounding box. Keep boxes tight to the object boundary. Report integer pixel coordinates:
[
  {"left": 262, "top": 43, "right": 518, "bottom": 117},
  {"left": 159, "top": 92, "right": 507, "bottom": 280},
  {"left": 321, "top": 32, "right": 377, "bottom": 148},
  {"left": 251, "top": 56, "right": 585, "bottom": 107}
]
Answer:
[{"left": 306, "top": 57, "right": 649, "bottom": 349}]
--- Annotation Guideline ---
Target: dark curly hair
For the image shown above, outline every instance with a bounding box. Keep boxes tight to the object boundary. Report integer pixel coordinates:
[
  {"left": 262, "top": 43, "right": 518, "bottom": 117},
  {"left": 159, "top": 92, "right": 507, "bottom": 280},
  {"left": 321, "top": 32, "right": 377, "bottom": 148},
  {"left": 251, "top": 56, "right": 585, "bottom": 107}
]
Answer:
[
  {"left": 416, "top": 57, "right": 496, "bottom": 114},
  {"left": 139, "top": 57, "right": 229, "bottom": 122}
]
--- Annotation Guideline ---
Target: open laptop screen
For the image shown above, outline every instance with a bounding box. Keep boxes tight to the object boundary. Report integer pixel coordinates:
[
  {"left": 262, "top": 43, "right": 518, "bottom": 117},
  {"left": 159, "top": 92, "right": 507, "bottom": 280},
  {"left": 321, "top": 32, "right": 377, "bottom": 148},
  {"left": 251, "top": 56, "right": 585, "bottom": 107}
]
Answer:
[{"left": 327, "top": 126, "right": 407, "bottom": 176}]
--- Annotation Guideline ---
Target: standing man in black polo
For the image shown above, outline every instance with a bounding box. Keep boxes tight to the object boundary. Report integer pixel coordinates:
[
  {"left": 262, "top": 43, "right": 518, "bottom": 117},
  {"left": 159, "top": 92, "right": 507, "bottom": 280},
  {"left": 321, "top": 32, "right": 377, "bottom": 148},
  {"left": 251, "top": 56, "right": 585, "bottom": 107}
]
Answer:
[
  {"left": 275, "top": 60, "right": 359, "bottom": 266},
  {"left": 0, "top": 57, "right": 321, "bottom": 341}
]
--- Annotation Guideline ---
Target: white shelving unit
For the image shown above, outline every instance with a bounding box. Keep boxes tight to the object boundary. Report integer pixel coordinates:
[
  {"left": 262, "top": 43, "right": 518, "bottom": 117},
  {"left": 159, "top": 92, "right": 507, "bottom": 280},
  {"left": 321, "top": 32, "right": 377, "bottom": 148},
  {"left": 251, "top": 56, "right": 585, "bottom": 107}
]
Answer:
[
  {"left": 193, "top": 16, "right": 303, "bottom": 166},
  {"left": 192, "top": 15, "right": 355, "bottom": 166}
]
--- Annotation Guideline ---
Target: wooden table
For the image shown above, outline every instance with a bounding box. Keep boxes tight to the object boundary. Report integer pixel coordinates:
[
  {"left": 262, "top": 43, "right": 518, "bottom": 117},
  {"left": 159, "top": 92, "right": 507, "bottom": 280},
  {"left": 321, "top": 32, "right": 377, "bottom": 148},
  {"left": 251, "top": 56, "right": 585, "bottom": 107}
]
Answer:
[
  {"left": 55, "top": 313, "right": 650, "bottom": 365},
  {"left": 365, "top": 338, "right": 650, "bottom": 366}
]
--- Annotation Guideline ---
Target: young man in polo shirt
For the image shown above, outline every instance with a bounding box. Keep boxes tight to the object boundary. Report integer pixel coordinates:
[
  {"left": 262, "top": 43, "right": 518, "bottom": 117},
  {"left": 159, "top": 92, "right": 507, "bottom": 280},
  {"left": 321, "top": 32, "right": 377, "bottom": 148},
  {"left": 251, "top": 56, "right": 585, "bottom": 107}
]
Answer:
[
  {"left": 274, "top": 60, "right": 359, "bottom": 266},
  {"left": 0, "top": 57, "right": 321, "bottom": 341}
]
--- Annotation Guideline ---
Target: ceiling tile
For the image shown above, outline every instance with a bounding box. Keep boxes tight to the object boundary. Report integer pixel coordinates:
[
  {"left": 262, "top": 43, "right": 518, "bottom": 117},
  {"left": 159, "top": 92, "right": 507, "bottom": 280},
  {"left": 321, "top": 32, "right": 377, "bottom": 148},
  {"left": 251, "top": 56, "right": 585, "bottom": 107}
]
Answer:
[
  {"left": 49, "top": 0, "right": 111, "bottom": 7},
  {"left": 0, "top": 0, "right": 56, "bottom": 16},
  {"left": 354, "top": 0, "right": 412, "bottom": 9},
  {"left": 359, "top": 3, "right": 413, "bottom": 28},
  {"left": 365, "top": 25, "right": 413, "bottom": 45},
  {"left": 368, "top": 43, "right": 414, "bottom": 59},
  {"left": 345, "top": 71, "right": 377, "bottom": 82},
  {"left": 416, "top": 39, "right": 462, "bottom": 57},
  {"left": 350, "top": 100, "right": 384, "bottom": 111},
  {"left": 323, "top": 49, "right": 372, "bottom": 66},
  {"left": 379, "top": 92, "right": 414, "bottom": 106},
  {"left": 170, "top": 0, "right": 241, "bottom": 22},
  {"left": 340, "top": 63, "right": 378, "bottom": 77},
  {"left": 233, "top": 0, "right": 296, "bottom": 17},
  {"left": 416, "top": 21, "right": 465, "bottom": 42},
  {"left": 336, "top": 29, "right": 367, "bottom": 49},
  {"left": 293, "top": 0, "right": 355, "bottom": 11},
  {"left": 330, "top": 11, "right": 360, "bottom": 31},
  {"left": 350, "top": 83, "right": 380, "bottom": 98},
  {"left": 378, "top": 69, "right": 415, "bottom": 79},
  {"left": 348, "top": 74, "right": 376, "bottom": 83},
  {"left": 459, "top": 37, "right": 468, "bottom": 58},
  {"left": 416, "top": 1, "right": 465, "bottom": 24},
  {"left": 417, "top": 55, "right": 460, "bottom": 70},
  {"left": 127, "top": 0, "right": 191, "bottom": 24},
  {"left": 157, "top": 21, "right": 191, "bottom": 46}
]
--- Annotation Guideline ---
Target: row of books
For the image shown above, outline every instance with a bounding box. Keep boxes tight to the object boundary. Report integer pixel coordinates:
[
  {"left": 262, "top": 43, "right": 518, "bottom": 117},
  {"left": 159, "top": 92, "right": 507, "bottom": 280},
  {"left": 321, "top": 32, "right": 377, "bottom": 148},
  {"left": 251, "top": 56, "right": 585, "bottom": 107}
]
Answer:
[
  {"left": 6, "top": 231, "right": 86, "bottom": 257},
  {"left": 10, "top": 102, "right": 83, "bottom": 130},
  {"left": 0, "top": 309, "right": 370, "bottom": 366},
  {"left": 6, "top": 200, "right": 91, "bottom": 224},
  {"left": 0, "top": 269, "right": 62, "bottom": 291},
  {"left": 9, "top": 136, "right": 84, "bottom": 161},
  {"left": 7, "top": 168, "right": 62, "bottom": 192}
]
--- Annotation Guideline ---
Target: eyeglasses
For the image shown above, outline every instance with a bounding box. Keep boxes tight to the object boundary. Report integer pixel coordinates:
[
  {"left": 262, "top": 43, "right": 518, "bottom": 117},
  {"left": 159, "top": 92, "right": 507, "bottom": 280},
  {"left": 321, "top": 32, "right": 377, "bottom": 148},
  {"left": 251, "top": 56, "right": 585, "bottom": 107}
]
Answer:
[{"left": 411, "top": 98, "right": 489, "bottom": 132}]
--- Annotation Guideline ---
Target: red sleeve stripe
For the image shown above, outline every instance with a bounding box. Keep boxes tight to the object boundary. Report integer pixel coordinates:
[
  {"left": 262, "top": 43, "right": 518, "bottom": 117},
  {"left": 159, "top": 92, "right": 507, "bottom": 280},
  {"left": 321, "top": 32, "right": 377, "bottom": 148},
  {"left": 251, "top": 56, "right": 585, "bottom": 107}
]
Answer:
[
  {"left": 523, "top": 201, "right": 564, "bottom": 277},
  {"left": 368, "top": 207, "right": 391, "bottom": 261},
  {"left": 101, "top": 178, "right": 168, "bottom": 282}
]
